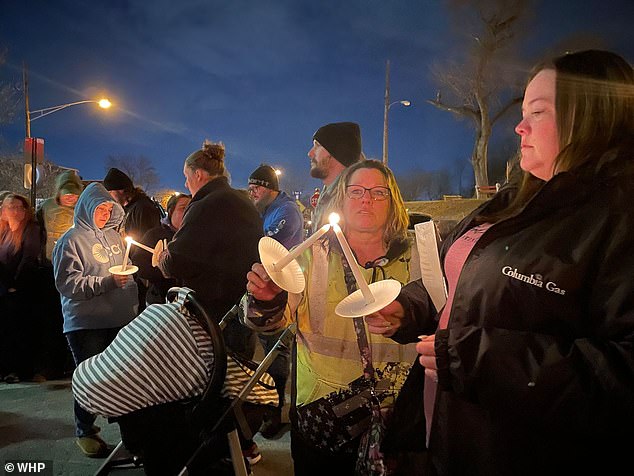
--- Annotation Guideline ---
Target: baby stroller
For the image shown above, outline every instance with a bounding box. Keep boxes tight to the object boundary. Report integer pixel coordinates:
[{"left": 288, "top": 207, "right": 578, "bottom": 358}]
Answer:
[{"left": 91, "top": 287, "right": 294, "bottom": 475}]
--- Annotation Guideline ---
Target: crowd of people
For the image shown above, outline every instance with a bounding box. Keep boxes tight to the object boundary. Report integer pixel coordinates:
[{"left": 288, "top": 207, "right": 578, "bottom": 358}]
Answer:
[{"left": 1, "top": 48, "right": 632, "bottom": 475}]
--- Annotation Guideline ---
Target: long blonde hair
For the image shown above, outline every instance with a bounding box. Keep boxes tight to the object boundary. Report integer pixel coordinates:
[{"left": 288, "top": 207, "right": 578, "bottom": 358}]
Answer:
[{"left": 0, "top": 194, "right": 35, "bottom": 252}]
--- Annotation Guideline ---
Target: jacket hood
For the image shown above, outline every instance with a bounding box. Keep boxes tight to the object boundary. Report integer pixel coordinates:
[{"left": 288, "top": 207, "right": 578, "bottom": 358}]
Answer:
[
  {"left": 73, "top": 182, "right": 124, "bottom": 231},
  {"left": 275, "top": 190, "right": 295, "bottom": 204},
  {"left": 55, "top": 170, "right": 84, "bottom": 201}
]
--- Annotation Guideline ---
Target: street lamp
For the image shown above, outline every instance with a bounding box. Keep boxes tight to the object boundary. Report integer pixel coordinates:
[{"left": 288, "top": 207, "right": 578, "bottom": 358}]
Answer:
[
  {"left": 382, "top": 60, "right": 411, "bottom": 165},
  {"left": 27, "top": 99, "right": 111, "bottom": 131},
  {"left": 23, "top": 64, "right": 111, "bottom": 205}
]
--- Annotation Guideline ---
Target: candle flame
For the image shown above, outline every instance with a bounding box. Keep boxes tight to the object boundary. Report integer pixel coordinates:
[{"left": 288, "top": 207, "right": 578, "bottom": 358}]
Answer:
[{"left": 328, "top": 213, "right": 340, "bottom": 225}]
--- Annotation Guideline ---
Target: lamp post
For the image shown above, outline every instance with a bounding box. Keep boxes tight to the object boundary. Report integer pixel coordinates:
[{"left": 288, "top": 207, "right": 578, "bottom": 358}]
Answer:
[
  {"left": 23, "top": 64, "right": 111, "bottom": 206},
  {"left": 382, "top": 60, "right": 411, "bottom": 165},
  {"left": 28, "top": 99, "right": 111, "bottom": 132}
]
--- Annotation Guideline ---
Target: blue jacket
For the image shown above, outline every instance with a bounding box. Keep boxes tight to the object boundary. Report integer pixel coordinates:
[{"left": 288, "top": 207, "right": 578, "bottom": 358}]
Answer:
[
  {"left": 53, "top": 182, "right": 138, "bottom": 333},
  {"left": 262, "top": 191, "right": 303, "bottom": 249}
]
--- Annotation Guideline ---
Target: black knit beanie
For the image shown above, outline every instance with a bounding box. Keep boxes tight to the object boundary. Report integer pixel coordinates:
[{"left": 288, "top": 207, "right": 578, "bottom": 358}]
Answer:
[
  {"left": 312, "top": 122, "right": 362, "bottom": 167},
  {"left": 248, "top": 164, "right": 279, "bottom": 191},
  {"left": 103, "top": 168, "right": 134, "bottom": 191}
]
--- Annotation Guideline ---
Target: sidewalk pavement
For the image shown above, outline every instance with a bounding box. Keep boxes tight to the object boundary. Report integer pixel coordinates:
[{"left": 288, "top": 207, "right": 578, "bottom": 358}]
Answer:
[{"left": 0, "top": 379, "right": 293, "bottom": 475}]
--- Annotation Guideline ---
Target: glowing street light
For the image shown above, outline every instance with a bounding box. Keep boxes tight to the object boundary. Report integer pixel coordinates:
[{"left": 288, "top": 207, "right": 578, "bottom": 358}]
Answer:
[
  {"left": 275, "top": 168, "right": 282, "bottom": 188},
  {"left": 23, "top": 63, "right": 113, "bottom": 206}
]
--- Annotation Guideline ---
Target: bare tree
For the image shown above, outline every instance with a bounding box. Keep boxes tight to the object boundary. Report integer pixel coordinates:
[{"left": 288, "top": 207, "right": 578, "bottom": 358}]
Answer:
[
  {"left": 0, "top": 48, "right": 20, "bottom": 127},
  {"left": 0, "top": 153, "right": 67, "bottom": 201},
  {"left": 0, "top": 154, "right": 24, "bottom": 193},
  {"left": 488, "top": 134, "right": 521, "bottom": 185},
  {"left": 428, "top": 0, "right": 532, "bottom": 197},
  {"left": 105, "top": 155, "right": 160, "bottom": 193},
  {"left": 450, "top": 157, "right": 475, "bottom": 197}
]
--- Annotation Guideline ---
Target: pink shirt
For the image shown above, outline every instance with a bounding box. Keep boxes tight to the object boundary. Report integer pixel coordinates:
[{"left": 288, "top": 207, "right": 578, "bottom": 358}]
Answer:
[{"left": 425, "top": 223, "right": 492, "bottom": 444}]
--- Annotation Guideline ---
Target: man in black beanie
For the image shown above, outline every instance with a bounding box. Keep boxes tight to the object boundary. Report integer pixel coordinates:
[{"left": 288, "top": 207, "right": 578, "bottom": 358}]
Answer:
[
  {"left": 103, "top": 167, "right": 161, "bottom": 240},
  {"left": 103, "top": 167, "right": 161, "bottom": 312},
  {"left": 308, "top": 121, "right": 363, "bottom": 231}
]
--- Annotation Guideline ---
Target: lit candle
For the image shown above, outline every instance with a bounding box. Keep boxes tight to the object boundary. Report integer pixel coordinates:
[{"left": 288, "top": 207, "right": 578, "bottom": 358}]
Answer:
[
  {"left": 332, "top": 223, "right": 375, "bottom": 304},
  {"left": 274, "top": 223, "right": 330, "bottom": 270},
  {"left": 128, "top": 238, "right": 155, "bottom": 254},
  {"left": 121, "top": 236, "right": 133, "bottom": 271}
]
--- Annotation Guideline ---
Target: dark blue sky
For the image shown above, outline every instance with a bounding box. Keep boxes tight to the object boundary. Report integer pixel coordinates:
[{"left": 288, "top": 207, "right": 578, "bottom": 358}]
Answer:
[{"left": 1, "top": 0, "right": 632, "bottom": 194}]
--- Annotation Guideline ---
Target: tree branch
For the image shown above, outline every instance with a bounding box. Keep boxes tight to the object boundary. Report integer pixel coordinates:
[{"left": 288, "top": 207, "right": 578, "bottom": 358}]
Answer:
[
  {"left": 426, "top": 99, "right": 480, "bottom": 124},
  {"left": 491, "top": 96, "right": 522, "bottom": 124}
]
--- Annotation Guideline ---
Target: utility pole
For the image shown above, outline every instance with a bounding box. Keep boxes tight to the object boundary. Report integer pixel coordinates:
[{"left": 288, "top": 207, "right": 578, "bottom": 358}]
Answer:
[
  {"left": 382, "top": 60, "right": 390, "bottom": 165},
  {"left": 24, "top": 63, "right": 37, "bottom": 207},
  {"left": 24, "top": 64, "right": 31, "bottom": 138}
]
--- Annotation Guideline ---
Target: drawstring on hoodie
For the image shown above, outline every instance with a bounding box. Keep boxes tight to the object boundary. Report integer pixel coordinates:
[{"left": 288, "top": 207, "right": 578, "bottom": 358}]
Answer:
[
  {"left": 364, "top": 258, "right": 388, "bottom": 283},
  {"left": 362, "top": 238, "right": 409, "bottom": 283},
  {"left": 325, "top": 231, "right": 408, "bottom": 284}
]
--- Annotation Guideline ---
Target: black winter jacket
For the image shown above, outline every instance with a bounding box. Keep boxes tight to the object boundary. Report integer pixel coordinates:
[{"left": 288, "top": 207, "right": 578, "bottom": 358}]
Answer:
[
  {"left": 392, "top": 153, "right": 634, "bottom": 475},
  {"left": 159, "top": 177, "right": 262, "bottom": 357},
  {"left": 122, "top": 191, "right": 162, "bottom": 240},
  {"left": 161, "top": 177, "right": 262, "bottom": 320}
]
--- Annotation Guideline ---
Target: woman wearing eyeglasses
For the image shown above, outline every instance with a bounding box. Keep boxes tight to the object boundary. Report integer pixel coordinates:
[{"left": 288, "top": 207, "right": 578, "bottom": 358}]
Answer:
[
  {"left": 0, "top": 193, "right": 42, "bottom": 384},
  {"left": 244, "top": 159, "right": 420, "bottom": 475}
]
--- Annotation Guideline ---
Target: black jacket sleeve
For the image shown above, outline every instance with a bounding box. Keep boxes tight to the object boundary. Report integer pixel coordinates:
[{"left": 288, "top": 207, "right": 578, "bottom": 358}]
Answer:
[{"left": 390, "top": 279, "right": 439, "bottom": 344}]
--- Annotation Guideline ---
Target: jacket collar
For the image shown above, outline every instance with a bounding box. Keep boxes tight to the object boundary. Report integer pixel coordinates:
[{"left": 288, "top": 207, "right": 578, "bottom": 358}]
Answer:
[{"left": 192, "top": 176, "right": 229, "bottom": 202}]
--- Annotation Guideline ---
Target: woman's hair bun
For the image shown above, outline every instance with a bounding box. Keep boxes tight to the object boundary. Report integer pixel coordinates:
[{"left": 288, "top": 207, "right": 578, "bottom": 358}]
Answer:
[{"left": 202, "top": 139, "right": 225, "bottom": 162}]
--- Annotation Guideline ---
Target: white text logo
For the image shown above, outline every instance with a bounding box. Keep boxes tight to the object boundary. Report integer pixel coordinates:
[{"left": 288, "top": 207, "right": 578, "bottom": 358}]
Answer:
[{"left": 501, "top": 266, "right": 566, "bottom": 295}]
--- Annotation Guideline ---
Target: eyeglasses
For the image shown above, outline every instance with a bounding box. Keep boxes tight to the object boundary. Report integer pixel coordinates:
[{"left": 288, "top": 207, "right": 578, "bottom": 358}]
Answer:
[
  {"left": 247, "top": 186, "right": 261, "bottom": 195},
  {"left": 345, "top": 185, "right": 391, "bottom": 201}
]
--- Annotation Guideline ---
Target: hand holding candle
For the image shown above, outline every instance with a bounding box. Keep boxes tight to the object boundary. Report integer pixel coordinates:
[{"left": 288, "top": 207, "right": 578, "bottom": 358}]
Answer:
[
  {"left": 257, "top": 214, "right": 339, "bottom": 294},
  {"left": 120, "top": 236, "right": 164, "bottom": 268},
  {"left": 109, "top": 236, "right": 139, "bottom": 276},
  {"left": 152, "top": 239, "right": 167, "bottom": 268}
]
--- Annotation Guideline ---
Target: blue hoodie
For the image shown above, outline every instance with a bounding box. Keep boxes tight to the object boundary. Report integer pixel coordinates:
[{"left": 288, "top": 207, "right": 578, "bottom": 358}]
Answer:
[
  {"left": 53, "top": 182, "right": 138, "bottom": 333},
  {"left": 262, "top": 191, "right": 304, "bottom": 249}
]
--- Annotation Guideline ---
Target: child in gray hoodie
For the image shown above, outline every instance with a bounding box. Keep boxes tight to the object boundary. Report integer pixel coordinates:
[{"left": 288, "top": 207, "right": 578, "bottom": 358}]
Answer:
[{"left": 53, "top": 182, "right": 138, "bottom": 457}]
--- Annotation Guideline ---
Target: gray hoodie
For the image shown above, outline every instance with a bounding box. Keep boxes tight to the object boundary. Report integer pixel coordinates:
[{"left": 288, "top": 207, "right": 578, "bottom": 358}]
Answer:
[{"left": 53, "top": 182, "right": 138, "bottom": 333}]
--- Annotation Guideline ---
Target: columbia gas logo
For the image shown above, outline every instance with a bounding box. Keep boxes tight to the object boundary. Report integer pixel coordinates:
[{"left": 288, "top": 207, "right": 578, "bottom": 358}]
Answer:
[{"left": 501, "top": 266, "right": 566, "bottom": 295}]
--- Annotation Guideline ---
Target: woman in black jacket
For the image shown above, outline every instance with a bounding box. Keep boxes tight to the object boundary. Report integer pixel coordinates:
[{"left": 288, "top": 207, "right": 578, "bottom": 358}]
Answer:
[
  {"left": 0, "top": 193, "right": 42, "bottom": 383},
  {"left": 367, "top": 50, "right": 634, "bottom": 475}
]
